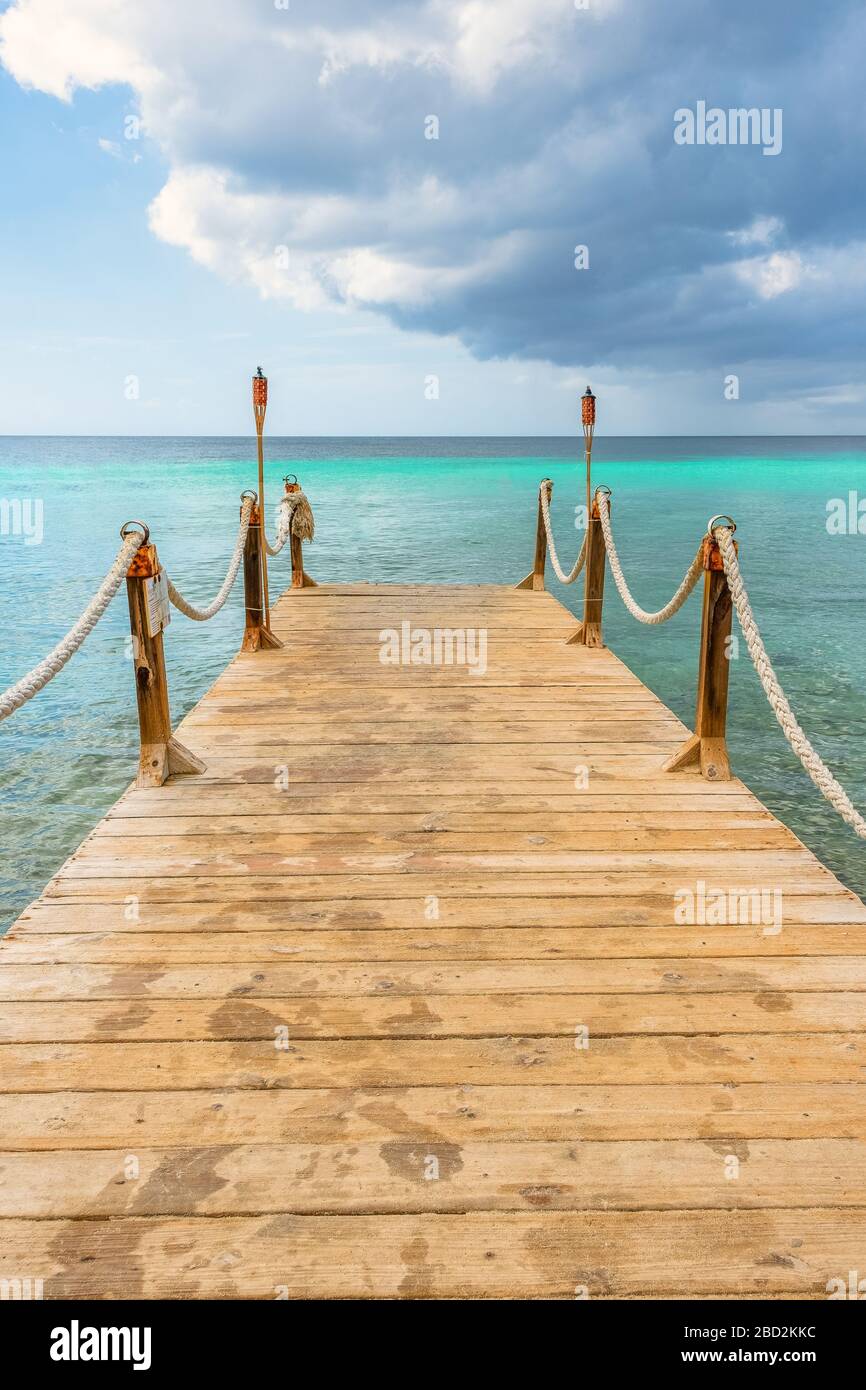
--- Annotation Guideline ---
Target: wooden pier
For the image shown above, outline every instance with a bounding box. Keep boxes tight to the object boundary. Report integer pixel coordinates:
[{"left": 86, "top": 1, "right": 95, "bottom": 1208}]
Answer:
[{"left": 1, "top": 578, "right": 866, "bottom": 1299}]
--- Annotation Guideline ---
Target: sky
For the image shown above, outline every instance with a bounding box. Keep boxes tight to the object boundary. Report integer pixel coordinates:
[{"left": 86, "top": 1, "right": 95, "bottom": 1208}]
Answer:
[{"left": 0, "top": 0, "right": 864, "bottom": 436}]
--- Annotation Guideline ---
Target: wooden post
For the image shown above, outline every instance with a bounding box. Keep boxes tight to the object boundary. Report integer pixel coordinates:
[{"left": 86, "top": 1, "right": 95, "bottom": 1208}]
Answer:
[
  {"left": 663, "top": 532, "right": 736, "bottom": 781},
  {"left": 516, "top": 479, "right": 552, "bottom": 591},
  {"left": 290, "top": 528, "right": 317, "bottom": 589},
  {"left": 124, "top": 527, "right": 206, "bottom": 789},
  {"left": 241, "top": 495, "right": 283, "bottom": 651},
  {"left": 283, "top": 480, "right": 317, "bottom": 590},
  {"left": 568, "top": 491, "right": 609, "bottom": 647}
]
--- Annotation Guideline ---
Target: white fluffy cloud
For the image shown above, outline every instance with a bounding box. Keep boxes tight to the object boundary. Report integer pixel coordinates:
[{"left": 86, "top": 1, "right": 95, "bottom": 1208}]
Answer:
[
  {"left": 728, "top": 216, "right": 784, "bottom": 248},
  {"left": 734, "top": 250, "right": 809, "bottom": 299},
  {"left": 2, "top": 0, "right": 589, "bottom": 322},
  {"left": 0, "top": 0, "right": 158, "bottom": 100}
]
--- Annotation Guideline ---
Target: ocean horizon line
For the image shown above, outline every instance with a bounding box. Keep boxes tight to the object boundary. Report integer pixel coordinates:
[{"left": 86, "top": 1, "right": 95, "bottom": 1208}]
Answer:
[{"left": 2, "top": 432, "right": 866, "bottom": 442}]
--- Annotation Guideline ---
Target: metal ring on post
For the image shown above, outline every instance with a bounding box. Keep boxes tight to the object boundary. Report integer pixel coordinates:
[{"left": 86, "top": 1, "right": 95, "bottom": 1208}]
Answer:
[
  {"left": 707, "top": 514, "right": 736, "bottom": 537},
  {"left": 120, "top": 521, "right": 150, "bottom": 546},
  {"left": 240, "top": 490, "right": 258, "bottom": 503},
  {"left": 594, "top": 485, "right": 612, "bottom": 501}
]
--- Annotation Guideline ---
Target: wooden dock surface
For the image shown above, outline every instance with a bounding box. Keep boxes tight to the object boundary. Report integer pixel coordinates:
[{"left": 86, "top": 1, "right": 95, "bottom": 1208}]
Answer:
[{"left": 2, "top": 581, "right": 865, "bottom": 1298}]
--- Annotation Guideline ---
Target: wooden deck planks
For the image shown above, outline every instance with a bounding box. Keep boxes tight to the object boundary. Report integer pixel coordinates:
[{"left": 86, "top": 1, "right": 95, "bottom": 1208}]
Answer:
[{"left": 1, "top": 580, "right": 865, "bottom": 1300}]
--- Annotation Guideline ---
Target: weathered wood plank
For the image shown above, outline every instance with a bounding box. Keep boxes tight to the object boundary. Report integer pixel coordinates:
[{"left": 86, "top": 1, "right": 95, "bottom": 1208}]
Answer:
[
  {"left": 127, "top": 755, "right": 691, "bottom": 786},
  {"left": 3, "top": 1138, "right": 865, "bottom": 1218},
  {"left": 3, "top": 956, "right": 864, "bottom": 999},
  {"left": 4, "top": 1083, "right": 864, "bottom": 1150},
  {"left": 68, "top": 827, "right": 802, "bottom": 855},
  {"left": 105, "top": 790, "right": 770, "bottom": 815},
  {"left": 62, "top": 845, "right": 822, "bottom": 878},
  {"left": 41, "top": 873, "right": 850, "bottom": 900},
  {"left": 1, "top": 1210, "right": 862, "bottom": 1298},
  {"left": 7, "top": 924, "right": 866, "bottom": 960},
  {"left": 94, "top": 812, "right": 784, "bottom": 836},
  {"left": 88, "top": 825, "right": 797, "bottom": 852},
  {"left": 2, "top": 992, "right": 864, "bottom": 1041},
  {"left": 178, "top": 721, "right": 687, "bottom": 746},
  {"left": 2, "top": 1034, "right": 865, "bottom": 1092}
]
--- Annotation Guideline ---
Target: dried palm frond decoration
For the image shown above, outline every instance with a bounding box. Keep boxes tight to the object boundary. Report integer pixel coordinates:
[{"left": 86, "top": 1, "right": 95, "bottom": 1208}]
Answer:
[{"left": 284, "top": 475, "right": 315, "bottom": 541}]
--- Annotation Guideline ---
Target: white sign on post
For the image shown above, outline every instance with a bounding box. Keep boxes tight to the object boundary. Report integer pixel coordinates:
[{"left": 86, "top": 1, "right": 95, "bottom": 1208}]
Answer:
[{"left": 144, "top": 570, "right": 171, "bottom": 638}]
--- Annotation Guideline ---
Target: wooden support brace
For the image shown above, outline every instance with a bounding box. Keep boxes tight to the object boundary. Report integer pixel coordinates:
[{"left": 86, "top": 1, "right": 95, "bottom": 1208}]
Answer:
[
  {"left": 568, "top": 494, "right": 608, "bottom": 647},
  {"left": 663, "top": 533, "right": 737, "bottom": 781},
  {"left": 125, "top": 539, "right": 206, "bottom": 789},
  {"left": 516, "top": 479, "right": 552, "bottom": 591},
  {"left": 241, "top": 500, "right": 284, "bottom": 651}
]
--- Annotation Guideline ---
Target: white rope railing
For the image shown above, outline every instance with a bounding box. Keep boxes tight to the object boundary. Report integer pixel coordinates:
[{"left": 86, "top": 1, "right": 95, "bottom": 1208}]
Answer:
[
  {"left": 0, "top": 489, "right": 295, "bottom": 726},
  {"left": 715, "top": 523, "right": 866, "bottom": 839},
  {"left": 263, "top": 495, "right": 294, "bottom": 557},
  {"left": 164, "top": 497, "right": 253, "bottom": 622},
  {"left": 0, "top": 530, "right": 144, "bottom": 722},
  {"left": 539, "top": 482, "right": 588, "bottom": 584},
  {"left": 597, "top": 492, "right": 703, "bottom": 624}
]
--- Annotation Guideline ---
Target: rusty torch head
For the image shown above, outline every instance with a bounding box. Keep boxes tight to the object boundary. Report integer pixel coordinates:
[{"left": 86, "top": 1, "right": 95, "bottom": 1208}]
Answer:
[{"left": 253, "top": 367, "right": 268, "bottom": 431}]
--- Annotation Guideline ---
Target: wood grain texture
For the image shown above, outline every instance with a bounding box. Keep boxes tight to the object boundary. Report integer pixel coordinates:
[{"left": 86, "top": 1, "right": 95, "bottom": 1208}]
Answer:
[
  {"left": 1, "top": 1211, "right": 863, "bottom": 1298},
  {"left": 2, "top": 581, "right": 864, "bottom": 1300}
]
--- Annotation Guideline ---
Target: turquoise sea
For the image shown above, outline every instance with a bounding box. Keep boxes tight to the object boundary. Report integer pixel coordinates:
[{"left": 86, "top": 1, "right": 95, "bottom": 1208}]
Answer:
[{"left": 1, "top": 435, "right": 865, "bottom": 930}]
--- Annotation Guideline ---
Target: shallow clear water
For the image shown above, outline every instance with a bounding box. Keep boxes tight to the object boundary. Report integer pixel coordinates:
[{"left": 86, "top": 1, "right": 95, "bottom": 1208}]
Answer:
[{"left": 1, "top": 435, "right": 865, "bottom": 929}]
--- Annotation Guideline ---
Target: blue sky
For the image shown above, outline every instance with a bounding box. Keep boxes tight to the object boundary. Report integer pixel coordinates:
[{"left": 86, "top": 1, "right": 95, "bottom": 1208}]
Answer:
[{"left": 1, "top": 0, "right": 864, "bottom": 435}]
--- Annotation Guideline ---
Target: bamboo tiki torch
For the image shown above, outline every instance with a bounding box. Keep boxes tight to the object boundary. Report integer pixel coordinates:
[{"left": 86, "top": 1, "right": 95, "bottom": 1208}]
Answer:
[
  {"left": 253, "top": 366, "right": 270, "bottom": 628},
  {"left": 582, "top": 385, "right": 596, "bottom": 520}
]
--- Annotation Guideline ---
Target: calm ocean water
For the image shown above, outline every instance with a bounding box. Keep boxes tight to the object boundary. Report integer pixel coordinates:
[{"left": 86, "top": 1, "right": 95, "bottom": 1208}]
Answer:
[{"left": 1, "top": 435, "right": 865, "bottom": 929}]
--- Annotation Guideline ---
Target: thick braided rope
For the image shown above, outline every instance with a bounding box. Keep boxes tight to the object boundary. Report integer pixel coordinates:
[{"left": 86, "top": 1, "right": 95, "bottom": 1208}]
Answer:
[
  {"left": 263, "top": 495, "right": 295, "bottom": 557},
  {"left": 0, "top": 531, "right": 144, "bottom": 722},
  {"left": 598, "top": 494, "right": 703, "bottom": 624},
  {"left": 716, "top": 524, "right": 866, "bottom": 839},
  {"left": 164, "top": 497, "right": 253, "bottom": 622},
  {"left": 539, "top": 483, "right": 588, "bottom": 584}
]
